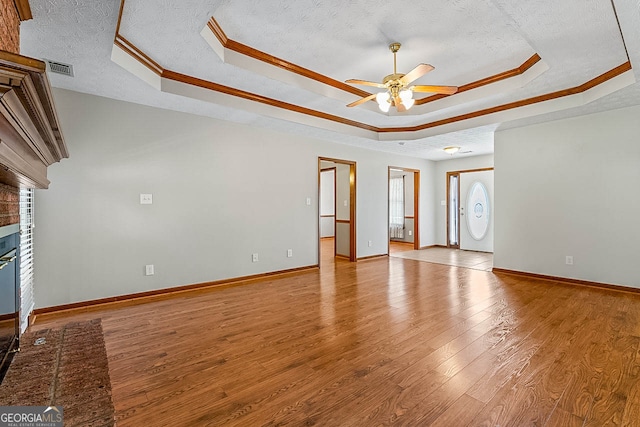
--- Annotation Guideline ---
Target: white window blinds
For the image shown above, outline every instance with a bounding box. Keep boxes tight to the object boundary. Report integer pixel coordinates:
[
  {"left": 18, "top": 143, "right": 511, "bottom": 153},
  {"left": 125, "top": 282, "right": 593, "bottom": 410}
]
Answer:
[{"left": 19, "top": 188, "right": 34, "bottom": 333}]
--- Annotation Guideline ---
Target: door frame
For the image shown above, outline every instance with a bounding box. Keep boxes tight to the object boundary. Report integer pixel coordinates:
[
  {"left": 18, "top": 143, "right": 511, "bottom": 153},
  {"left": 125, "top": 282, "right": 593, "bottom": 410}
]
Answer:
[
  {"left": 446, "top": 167, "right": 494, "bottom": 249},
  {"left": 388, "top": 166, "right": 420, "bottom": 253},
  {"left": 318, "top": 157, "right": 357, "bottom": 264}
]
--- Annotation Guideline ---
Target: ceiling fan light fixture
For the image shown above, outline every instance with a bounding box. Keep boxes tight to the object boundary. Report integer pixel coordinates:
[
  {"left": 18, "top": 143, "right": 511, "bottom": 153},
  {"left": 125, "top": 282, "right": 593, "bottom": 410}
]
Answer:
[
  {"left": 399, "top": 88, "right": 414, "bottom": 109},
  {"left": 376, "top": 92, "right": 391, "bottom": 112},
  {"left": 399, "top": 88, "right": 412, "bottom": 102},
  {"left": 346, "top": 42, "right": 457, "bottom": 113},
  {"left": 443, "top": 146, "right": 461, "bottom": 154}
]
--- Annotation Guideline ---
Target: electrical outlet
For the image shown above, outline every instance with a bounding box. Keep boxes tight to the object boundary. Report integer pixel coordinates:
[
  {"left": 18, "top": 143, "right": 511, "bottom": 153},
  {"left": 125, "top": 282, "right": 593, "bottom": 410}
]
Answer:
[
  {"left": 306, "top": 197, "right": 311, "bottom": 206},
  {"left": 368, "top": 240, "right": 372, "bottom": 247},
  {"left": 140, "top": 193, "right": 153, "bottom": 204},
  {"left": 252, "top": 253, "right": 259, "bottom": 262},
  {"left": 145, "top": 264, "right": 154, "bottom": 276},
  {"left": 565, "top": 256, "right": 573, "bottom": 265},
  {"left": 287, "top": 249, "right": 293, "bottom": 258},
  {"left": 408, "top": 230, "right": 412, "bottom": 236}
]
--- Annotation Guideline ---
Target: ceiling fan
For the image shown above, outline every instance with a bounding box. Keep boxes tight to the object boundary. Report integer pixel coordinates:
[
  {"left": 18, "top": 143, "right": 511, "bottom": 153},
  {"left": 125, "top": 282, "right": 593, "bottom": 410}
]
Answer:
[{"left": 346, "top": 43, "right": 458, "bottom": 112}]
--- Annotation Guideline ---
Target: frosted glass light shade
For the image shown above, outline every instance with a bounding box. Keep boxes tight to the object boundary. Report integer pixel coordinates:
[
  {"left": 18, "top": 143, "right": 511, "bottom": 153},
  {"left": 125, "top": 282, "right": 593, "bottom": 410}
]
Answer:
[
  {"left": 399, "top": 89, "right": 412, "bottom": 102},
  {"left": 376, "top": 92, "right": 390, "bottom": 104},
  {"left": 399, "top": 89, "right": 414, "bottom": 110},
  {"left": 376, "top": 91, "right": 391, "bottom": 112}
]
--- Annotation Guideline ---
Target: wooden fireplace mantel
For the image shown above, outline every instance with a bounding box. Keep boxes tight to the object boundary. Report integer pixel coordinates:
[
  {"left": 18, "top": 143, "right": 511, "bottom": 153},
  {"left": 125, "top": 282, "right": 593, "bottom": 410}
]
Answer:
[{"left": 0, "top": 49, "right": 67, "bottom": 189}]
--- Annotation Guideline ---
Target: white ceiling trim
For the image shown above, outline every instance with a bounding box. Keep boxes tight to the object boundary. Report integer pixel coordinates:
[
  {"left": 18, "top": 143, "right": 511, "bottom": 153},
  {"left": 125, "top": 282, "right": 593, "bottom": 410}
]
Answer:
[
  {"left": 107, "top": 0, "right": 636, "bottom": 143},
  {"left": 200, "top": 20, "right": 364, "bottom": 107},
  {"left": 158, "top": 72, "right": 378, "bottom": 139},
  {"left": 19, "top": 0, "right": 640, "bottom": 160},
  {"left": 111, "top": 36, "right": 634, "bottom": 142},
  {"left": 378, "top": 68, "right": 636, "bottom": 140},
  {"left": 401, "top": 60, "right": 549, "bottom": 117},
  {"left": 111, "top": 39, "right": 160, "bottom": 90}
]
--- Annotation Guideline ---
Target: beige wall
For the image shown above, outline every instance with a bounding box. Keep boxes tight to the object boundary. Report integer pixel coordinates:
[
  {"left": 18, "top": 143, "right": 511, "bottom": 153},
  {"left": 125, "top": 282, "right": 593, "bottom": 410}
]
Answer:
[
  {"left": 34, "top": 89, "right": 436, "bottom": 307},
  {"left": 494, "top": 105, "right": 640, "bottom": 288}
]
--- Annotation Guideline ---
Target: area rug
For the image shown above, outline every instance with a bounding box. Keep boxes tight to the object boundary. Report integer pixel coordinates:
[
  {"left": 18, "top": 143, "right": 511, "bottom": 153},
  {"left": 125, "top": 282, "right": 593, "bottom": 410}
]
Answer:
[{"left": 0, "top": 319, "right": 115, "bottom": 426}]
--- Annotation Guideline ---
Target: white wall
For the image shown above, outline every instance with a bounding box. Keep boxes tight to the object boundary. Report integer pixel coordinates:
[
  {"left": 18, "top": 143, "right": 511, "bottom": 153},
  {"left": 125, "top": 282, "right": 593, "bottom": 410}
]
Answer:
[
  {"left": 34, "top": 89, "right": 436, "bottom": 307},
  {"left": 434, "top": 154, "right": 494, "bottom": 246},
  {"left": 494, "top": 105, "right": 640, "bottom": 289}
]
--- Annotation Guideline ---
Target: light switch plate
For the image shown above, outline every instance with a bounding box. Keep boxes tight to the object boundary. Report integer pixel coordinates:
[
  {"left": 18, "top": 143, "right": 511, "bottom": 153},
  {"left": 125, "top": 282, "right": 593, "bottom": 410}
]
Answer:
[{"left": 140, "top": 194, "right": 153, "bottom": 204}]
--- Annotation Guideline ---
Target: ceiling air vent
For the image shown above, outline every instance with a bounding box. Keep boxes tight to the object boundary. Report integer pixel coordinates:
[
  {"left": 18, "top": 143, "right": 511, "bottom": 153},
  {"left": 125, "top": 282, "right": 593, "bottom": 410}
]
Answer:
[{"left": 45, "top": 60, "right": 74, "bottom": 77}]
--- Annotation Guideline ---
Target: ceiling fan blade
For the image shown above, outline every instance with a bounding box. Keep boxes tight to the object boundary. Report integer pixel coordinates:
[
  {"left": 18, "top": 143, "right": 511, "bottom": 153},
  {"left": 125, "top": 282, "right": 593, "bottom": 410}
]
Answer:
[
  {"left": 346, "top": 79, "right": 386, "bottom": 88},
  {"left": 346, "top": 93, "right": 377, "bottom": 108},
  {"left": 399, "top": 64, "right": 434, "bottom": 86},
  {"left": 393, "top": 95, "right": 406, "bottom": 112},
  {"left": 412, "top": 85, "right": 458, "bottom": 95}
]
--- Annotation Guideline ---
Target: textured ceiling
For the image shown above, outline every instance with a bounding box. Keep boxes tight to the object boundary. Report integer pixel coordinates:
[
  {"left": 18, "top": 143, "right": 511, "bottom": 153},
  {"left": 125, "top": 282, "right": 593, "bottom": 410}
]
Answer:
[{"left": 19, "top": 0, "right": 640, "bottom": 161}]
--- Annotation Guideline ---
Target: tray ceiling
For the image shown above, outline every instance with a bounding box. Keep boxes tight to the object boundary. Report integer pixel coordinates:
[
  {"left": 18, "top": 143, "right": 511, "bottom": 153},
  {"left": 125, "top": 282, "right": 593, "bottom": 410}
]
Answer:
[{"left": 19, "top": 0, "right": 640, "bottom": 160}]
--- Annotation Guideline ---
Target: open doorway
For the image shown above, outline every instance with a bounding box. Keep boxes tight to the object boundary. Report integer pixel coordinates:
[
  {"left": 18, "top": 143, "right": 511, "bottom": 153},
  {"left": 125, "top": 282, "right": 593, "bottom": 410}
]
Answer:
[
  {"left": 391, "top": 167, "right": 492, "bottom": 271},
  {"left": 388, "top": 167, "right": 420, "bottom": 255},
  {"left": 319, "top": 157, "right": 356, "bottom": 265}
]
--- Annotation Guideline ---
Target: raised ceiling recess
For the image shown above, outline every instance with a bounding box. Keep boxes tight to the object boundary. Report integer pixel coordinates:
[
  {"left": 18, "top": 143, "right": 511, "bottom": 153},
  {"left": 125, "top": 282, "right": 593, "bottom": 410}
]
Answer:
[
  {"left": 110, "top": 0, "right": 634, "bottom": 143},
  {"left": 18, "top": 0, "right": 638, "bottom": 160}
]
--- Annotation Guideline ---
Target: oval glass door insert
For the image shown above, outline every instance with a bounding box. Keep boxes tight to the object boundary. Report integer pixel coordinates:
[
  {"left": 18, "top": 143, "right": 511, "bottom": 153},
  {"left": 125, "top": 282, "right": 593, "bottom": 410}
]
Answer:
[{"left": 466, "top": 181, "right": 490, "bottom": 240}]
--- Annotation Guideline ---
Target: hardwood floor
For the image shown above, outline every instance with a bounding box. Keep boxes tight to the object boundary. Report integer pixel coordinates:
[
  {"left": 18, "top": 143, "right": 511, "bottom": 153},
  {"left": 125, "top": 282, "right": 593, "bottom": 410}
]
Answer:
[{"left": 31, "top": 247, "right": 640, "bottom": 426}]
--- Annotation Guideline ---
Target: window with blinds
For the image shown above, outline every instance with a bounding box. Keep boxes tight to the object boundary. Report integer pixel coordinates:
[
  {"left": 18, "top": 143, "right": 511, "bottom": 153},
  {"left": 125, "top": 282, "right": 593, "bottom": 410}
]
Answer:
[{"left": 19, "top": 188, "right": 34, "bottom": 333}]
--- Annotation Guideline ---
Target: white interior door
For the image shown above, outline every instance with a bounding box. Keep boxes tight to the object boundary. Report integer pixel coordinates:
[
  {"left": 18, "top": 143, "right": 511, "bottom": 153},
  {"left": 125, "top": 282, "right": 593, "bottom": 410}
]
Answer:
[{"left": 460, "top": 170, "right": 494, "bottom": 252}]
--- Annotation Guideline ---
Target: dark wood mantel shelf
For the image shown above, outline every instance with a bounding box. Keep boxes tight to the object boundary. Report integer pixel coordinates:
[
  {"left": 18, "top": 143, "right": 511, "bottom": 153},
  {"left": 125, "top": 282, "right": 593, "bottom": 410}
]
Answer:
[{"left": 0, "top": 50, "right": 68, "bottom": 189}]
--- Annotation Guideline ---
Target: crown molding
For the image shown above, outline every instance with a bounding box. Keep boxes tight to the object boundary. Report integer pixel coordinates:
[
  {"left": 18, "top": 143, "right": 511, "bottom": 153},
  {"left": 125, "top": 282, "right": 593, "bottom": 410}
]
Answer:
[
  {"left": 206, "top": 17, "right": 370, "bottom": 100},
  {"left": 202, "top": 17, "right": 548, "bottom": 113},
  {"left": 112, "top": 0, "right": 635, "bottom": 141}
]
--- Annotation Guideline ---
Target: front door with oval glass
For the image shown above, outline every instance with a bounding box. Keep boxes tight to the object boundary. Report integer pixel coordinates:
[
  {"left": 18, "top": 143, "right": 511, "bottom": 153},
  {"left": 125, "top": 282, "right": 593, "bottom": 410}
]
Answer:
[{"left": 459, "top": 170, "right": 493, "bottom": 252}]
